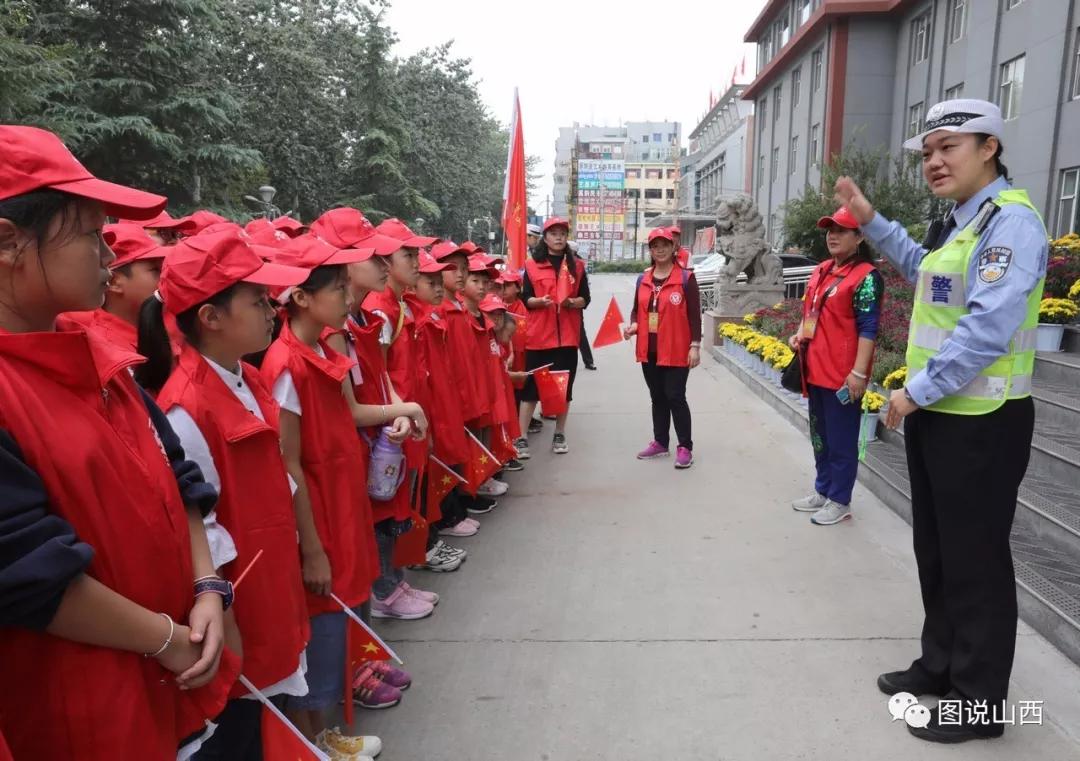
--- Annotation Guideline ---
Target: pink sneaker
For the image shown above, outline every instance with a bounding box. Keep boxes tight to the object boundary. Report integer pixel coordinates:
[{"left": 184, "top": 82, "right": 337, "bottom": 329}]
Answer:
[
  {"left": 636, "top": 441, "right": 670, "bottom": 459},
  {"left": 675, "top": 446, "right": 693, "bottom": 469},
  {"left": 461, "top": 517, "right": 480, "bottom": 529},
  {"left": 368, "top": 659, "right": 413, "bottom": 690},
  {"left": 352, "top": 664, "right": 403, "bottom": 709},
  {"left": 438, "top": 520, "right": 478, "bottom": 537},
  {"left": 400, "top": 580, "right": 439, "bottom": 606},
  {"left": 371, "top": 585, "right": 434, "bottom": 620}
]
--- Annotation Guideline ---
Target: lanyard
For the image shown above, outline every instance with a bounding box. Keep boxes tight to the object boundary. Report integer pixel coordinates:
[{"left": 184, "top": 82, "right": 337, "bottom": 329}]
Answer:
[{"left": 809, "top": 260, "right": 855, "bottom": 313}]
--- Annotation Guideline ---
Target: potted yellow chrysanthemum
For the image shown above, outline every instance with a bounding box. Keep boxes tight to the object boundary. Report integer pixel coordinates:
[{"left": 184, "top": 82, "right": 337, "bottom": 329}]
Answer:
[
  {"left": 861, "top": 391, "right": 887, "bottom": 443},
  {"left": 1037, "top": 298, "right": 1079, "bottom": 352}
]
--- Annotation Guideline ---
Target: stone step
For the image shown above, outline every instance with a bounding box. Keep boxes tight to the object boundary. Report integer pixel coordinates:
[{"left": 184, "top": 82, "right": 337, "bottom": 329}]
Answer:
[
  {"left": 712, "top": 343, "right": 1080, "bottom": 669},
  {"left": 1034, "top": 350, "right": 1080, "bottom": 387},
  {"left": 1033, "top": 376, "right": 1080, "bottom": 432},
  {"left": 1062, "top": 325, "right": 1080, "bottom": 354}
]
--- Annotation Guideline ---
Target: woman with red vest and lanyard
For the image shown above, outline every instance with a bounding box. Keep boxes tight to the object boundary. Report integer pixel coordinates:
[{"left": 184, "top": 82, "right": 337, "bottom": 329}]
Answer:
[
  {"left": 788, "top": 207, "right": 883, "bottom": 526},
  {"left": 515, "top": 217, "right": 590, "bottom": 457},
  {"left": 624, "top": 227, "right": 702, "bottom": 469}
]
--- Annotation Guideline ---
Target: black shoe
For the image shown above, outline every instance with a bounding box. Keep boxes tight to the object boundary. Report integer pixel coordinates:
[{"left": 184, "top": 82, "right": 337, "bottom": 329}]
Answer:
[
  {"left": 908, "top": 695, "right": 1004, "bottom": 744},
  {"left": 877, "top": 667, "right": 950, "bottom": 697},
  {"left": 585, "top": 363, "right": 597, "bottom": 370},
  {"left": 528, "top": 418, "right": 543, "bottom": 434},
  {"left": 466, "top": 495, "right": 496, "bottom": 515},
  {"left": 542, "top": 414, "right": 557, "bottom": 421},
  {"left": 503, "top": 458, "right": 525, "bottom": 472}
]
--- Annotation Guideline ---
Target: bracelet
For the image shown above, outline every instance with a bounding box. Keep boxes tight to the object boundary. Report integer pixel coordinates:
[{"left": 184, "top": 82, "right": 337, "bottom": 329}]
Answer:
[
  {"left": 850, "top": 370, "right": 867, "bottom": 380},
  {"left": 144, "top": 612, "right": 174, "bottom": 658},
  {"left": 381, "top": 405, "right": 388, "bottom": 423},
  {"left": 192, "top": 575, "right": 219, "bottom": 584},
  {"left": 689, "top": 342, "right": 701, "bottom": 349}
]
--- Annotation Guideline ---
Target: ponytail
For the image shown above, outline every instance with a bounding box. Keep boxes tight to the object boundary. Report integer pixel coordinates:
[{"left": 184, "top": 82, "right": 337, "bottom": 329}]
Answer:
[
  {"left": 976, "top": 134, "right": 1010, "bottom": 183},
  {"left": 135, "top": 295, "right": 173, "bottom": 392}
]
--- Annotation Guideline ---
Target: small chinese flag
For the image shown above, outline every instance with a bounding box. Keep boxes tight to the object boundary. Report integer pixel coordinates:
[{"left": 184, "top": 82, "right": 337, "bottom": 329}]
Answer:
[
  {"left": 490, "top": 423, "right": 518, "bottom": 464},
  {"left": 427, "top": 455, "right": 464, "bottom": 518},
  {"left": 239, "top": 675, "right": 329, "bottom": 761},
  {"left": 534, "top": 368, "right": 570, "bottom": 417},
  {"left": 332, "top": 593, "right": 402, "bottom": 726},
  {"left": 555, "top": 261, "right": 575, "bottom": 307},
  {"left": 463, "top": 429, "right": 502, "bottom": 496},
  {"left": 592, "top": 296, "right": 626, "bottom": 349},
  {"left": 392, "top": 510, "right": 428, "bottom": 568}
]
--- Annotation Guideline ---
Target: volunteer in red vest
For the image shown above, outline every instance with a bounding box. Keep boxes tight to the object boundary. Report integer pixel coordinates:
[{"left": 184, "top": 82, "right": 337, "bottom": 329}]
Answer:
[
  {"left": 135, "top": 229, "right": 314, "bottom": 760},
  {"left": 0, "top": 125, "right": 238, "bottom": 760},
  {"left": 670, "top": 225, "right": 692, "bottom": 269},
  {"left": 516, "top": 217, "right": 590, "bottom": 457},
  {"left": 788, "top": 207, "right": 883, "bottom": 526},
  {"left": 624, "top": 227, "right": 702, "bottom": 470}
]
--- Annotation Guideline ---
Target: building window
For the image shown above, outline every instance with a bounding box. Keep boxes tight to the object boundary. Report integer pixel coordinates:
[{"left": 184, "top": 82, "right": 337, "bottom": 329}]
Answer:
[
  {"left": 944, "top": 83, "right": 964, "bottom": 100},
  {"left": 789, "top": 136, "right": 799, "bottom": 174},
  {"left": 792, "top": 67, "right": 802, "bottom": 107},
  {"left": 644, "top": 188, "right": 663, "bottom": 200},
  {"left": 948, "top": 0, "right": 966, "bottom": 43},
  {"left": 999, "top": 54, "right": 1025, "bottom": 120},
  {"left": 625, "top": 168, "right": 641, "bottom": 179},
  {"left": 646, "top": 168, "right": 661, "bottom": 180},
  {"left": 1005, "top": 0, "right": 1024, "bottom": 8},
  {"left": 911, "top": 13, "right": 931, "bottom": 65},
  {"left": 773, "top": 85, "right": 782, "bottom": 122},
  {"left": 811, "top": 49, "right": 823, "bottom": 91},
  {"left": 625, "top": 189, "right": 640, "bottom": 199},
  {"left": 669, "top": 132, "right": 677, "bottom": 142},
  {"left": 772, "top": 146, "right": 780, "bottom": 181},
  {"left": 810, "top": 123, "right": 820, "bottom": 166},
  {"left": 653, "top": 132, "right": 662, "bottom": 142},
  {"left": 798, "top": 0, "right": 811, "bottom": 25},
  {"left": 641, "top": 135, "right": 649, "bottom": 143},
  {"left": 907, "top": 102, "right": 924, "bottom": 138},
  {"left": 1071, "top": 29, "right": 1080, "bottom": 100},
  {"left": 666, "top": 189, "right": 676, "bottom": 199},
  {"left": 758, "top": 154, "right": 765, "bottom": 188},
  {"left": 666, "top": 168, "right": 677, "bottom": 179},
  {"left": 759, "top": 98, "right": 767, "bottom": 130},
  {"left": 1057, "top": 168, "right": 1079, "bottom": 237},
  {"left": 778, "top": 13, "right": 791, "bottom": 48}
]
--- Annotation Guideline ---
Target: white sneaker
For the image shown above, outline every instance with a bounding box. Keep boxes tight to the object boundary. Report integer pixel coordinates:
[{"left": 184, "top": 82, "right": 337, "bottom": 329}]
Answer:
[
  {"left": 811, "top": 500, "right": 852, "bottom": 525},
  {"left": 316, "top": 727, "right": 381, "bottom": 759},
  {"left": 477, "top": 477, "right": 508, "bottom": 497},
  {"left": 791, "top": 493, "right": 827, "bottom": 512}
]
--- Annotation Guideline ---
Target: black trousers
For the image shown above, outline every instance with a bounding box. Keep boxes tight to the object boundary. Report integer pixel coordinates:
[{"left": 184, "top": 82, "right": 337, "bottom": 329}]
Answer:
[
  {"left": 579, "top": 321, "right": 594, "bottom": 366},
  {"left": 641, "top": 361, "right": 692, "bottom": 450},
  {"left": 904, "top": 397, "right": 1034, "bottom": 706},
  {"left": 192, "top": 697, "right": 265, "bottom": 761}
]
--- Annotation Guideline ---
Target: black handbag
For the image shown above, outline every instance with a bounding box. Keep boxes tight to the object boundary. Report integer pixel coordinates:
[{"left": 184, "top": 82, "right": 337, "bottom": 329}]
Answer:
[{"left": 781, "top": 342, "right": 806, "bottom": 393}]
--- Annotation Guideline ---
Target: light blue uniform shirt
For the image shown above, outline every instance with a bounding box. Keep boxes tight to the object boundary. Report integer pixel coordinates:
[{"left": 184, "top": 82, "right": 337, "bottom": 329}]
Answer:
[{"left": 862, "top": 176, "right": 1048, "bottom": 407}]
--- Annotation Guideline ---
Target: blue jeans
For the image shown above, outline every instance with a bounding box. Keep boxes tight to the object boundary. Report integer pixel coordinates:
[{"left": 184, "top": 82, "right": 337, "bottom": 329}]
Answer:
[{"left": 807, "top": 383, "right": 861, "bottom": 506}]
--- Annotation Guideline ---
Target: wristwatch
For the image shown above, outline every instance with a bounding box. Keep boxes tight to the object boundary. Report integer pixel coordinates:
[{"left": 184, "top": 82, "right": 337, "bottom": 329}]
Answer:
[
  {"left": 903, "top": 387, "right": 918, "bottom": 406},
  {"left": 194, "top": 576, "right": 235, "bottom": 611}
]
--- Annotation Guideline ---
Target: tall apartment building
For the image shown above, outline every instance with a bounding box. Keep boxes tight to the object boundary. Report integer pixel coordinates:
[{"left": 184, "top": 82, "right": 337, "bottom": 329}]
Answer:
[{"left": 743, "top": 0, "right": 1080, "bottom": 243}]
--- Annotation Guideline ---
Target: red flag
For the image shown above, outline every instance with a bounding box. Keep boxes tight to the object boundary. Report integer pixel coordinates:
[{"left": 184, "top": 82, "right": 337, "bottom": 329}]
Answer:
[
  {"left": 333, "top": 593, "right": 402, "bottom": 726},
  {"left": 392, "top": 511, "right": 428, "bottom": 568},
  {"left": 490, "top": 423, "right": 518, "bottom": 464},
  {"left": 555, "top": 262, "right": 575, "bottom": 307},
  {"left": 463, "top": 429, "right": 501, "bottom": 496},
  {"left": 240, "top": 676, "right": 330, "bottom": 761},
  {"left": 427, "top": 455, "right": 465, "bottom": 519},
  {"left": 502, "top": 89, "right": 528, "bottom": 271},
  {"left": 534, "top": 368, "right": 570, "bottom": 417},
  {"left": 592, "top": 296, "right": 626, "bottom": 349}
]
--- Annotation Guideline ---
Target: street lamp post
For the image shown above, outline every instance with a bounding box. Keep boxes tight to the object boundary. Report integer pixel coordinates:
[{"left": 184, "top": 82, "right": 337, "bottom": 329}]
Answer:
[{"left": 243, "top": 185, "right": 281, "bottom": 220}]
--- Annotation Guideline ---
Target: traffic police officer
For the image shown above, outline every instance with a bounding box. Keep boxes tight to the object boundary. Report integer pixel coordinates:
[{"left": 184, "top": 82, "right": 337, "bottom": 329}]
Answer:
[{"left": 835, "top": 99, "right": 1049, "bottom": 744}]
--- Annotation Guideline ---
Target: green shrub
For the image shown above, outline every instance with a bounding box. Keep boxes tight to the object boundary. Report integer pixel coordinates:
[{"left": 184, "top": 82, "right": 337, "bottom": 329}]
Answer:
[{"left": 591, "top": 259, "right": 650, "bottom": 273}]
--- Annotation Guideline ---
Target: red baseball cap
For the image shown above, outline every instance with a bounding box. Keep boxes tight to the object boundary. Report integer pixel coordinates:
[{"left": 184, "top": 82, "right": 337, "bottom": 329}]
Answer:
[
  {"left": 245, "top": 217, "right": 273, "bottom": 235},
  {"left": 817, "top": 207, "right": 860, "bottom": 230},
  {"left": 158, "top": 228, "right": 309, "bottom": 315},
  {"left": 495, "top": 270, "right": 523, "bottom": 285},
  {"left": 418, "top": 251, "right": 455, "bottom": 274},
  {"left": 430, "top": 240, "right": 471, "bottom": 260},
  {"left": 648, "top": 228, "right": 674, "bottom": 244},
  {"left": 479, "top": 294, "right": 508, "bottom": 313},
  {"left": 467, "top": 254, "right": 498, "bottom": 276},
  {"left": 103, "top": 223, "right": 166, "bottom": 269},
  {"left": 273, "top": 216, "right": 307, "bottom": 237},
  {"left": 272, "top": 234, "right": 376, "bottom": 268},
  {"left": 309, "top": 208, "right": 402, "bottom": 255},
  {"left": 669, "top": 225, "right": 682, "bottom": 236},
  {"left": 119, "top": 210, "right": 197, "bottom": 234},
  {"left": 0, "top": 126, "right": 166, "bottom": 219},
  {"left": 183, "top": 209, "right": 231, "bottom": 234},
  {"left": 377, "top": 218, "right": 440, "bottom": 248},
  {"left": 542, "top": 217, "right": 570, "bottom": 233}
]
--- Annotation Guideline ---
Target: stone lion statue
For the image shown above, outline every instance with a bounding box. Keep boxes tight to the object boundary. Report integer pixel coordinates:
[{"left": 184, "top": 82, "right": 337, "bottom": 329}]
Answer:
[{"left": 715, "top": 194, "right": 782, "bottom": 286}]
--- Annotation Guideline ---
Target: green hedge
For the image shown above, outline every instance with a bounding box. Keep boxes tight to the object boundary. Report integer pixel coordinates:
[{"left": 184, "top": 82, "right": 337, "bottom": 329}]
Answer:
[{"left": 590, "top": 259, "right": 650, "bottom": 273}]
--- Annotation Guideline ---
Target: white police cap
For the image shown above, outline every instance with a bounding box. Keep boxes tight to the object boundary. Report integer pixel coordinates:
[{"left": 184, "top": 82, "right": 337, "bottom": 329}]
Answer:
[
  {"left": 901, "top": 98, "right": 1005, "bottom": 151},
  {"left": 527, "top": 223, "right": 542, "bottom": 235}
]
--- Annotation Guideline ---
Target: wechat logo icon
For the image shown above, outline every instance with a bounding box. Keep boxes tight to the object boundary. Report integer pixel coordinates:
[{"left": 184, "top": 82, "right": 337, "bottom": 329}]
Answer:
[{"left": 888, "top": 692, "right": 931, "bottom": 729}]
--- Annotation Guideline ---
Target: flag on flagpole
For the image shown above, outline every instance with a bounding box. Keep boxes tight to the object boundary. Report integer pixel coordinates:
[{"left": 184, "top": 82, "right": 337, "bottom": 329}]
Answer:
[
  {"left": 334, "top": 593, "right": 402, "bottom": 727},
  {"left": 240, "top": 675, "right": 330, "bottom": 761},
  {"left": 463, "top": 429, "right": 501, "bottom": 496},
  {"left": 332, "top": 593, "right": 401, "bottom": 664},
  {"left": 502, "top": 88, "right": 528, "bottom": 271},
  {"left": 392, "top": 510, "right": 428, "bottom": 568},
  {"left": 534, "top": 368, "right": 570, "bottom": 417},
  {"left": 555, "top": 260, "right": 575, "bottom": 308},
  {"left": 427, "top": 455, "right": 465, "bottom": 518},
  {"left": 490, "top": 423, "right": 518, "bottom": 464},
  {"left": 592, "top": 296, "right": 626, "bottom": 349}
]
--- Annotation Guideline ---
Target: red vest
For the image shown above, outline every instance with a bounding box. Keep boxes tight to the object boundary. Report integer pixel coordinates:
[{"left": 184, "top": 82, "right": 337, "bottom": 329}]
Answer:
[
  {"left": 676, "top": 246, "right": 691, "bottom": 269},
  {"left": 64, "top": 308, "right": 138, "bottom": 352},
  {"left": 157, "top": 344, "right": 309, "bottom": 694},
  {"left": 0, "top": 319, "right": 237, "bottom": 760},
  {"left": 506, "top": 299, "right": 527, "bottom": 388},
  {"left": 466, "top": 309, "right": 495, "bottom": 427},
  {"left": 414, "top": 306, "right": 470, "bottom": 465},
  {"left": 361, "top": 288, "right": 420, "bottom": 402},
  {"left": 802, "top": 259, "right": 877, "bottom": 391},
  {"left": 260, "top": 320, "right": 378, "bottom": 615},
  {"left": 475, "top": 315, "right": 515, "bottom": 427},
  {"left": 438, "top": 298, "right": 486, "bottom": 422},
  {"left": 524, "top": 256, "right": 585, "bottom": 350},
  {"left": 343, "top": 311, "right": 410, "bottom": 524},
  {"left": 635, "top": 266, "right": 692, "bottom": 367}
]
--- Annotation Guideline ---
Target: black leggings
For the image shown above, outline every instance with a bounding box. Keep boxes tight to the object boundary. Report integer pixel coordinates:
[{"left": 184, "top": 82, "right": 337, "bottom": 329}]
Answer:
[{"left": 641, "top": 361, "right": 692, "bottom": 450}]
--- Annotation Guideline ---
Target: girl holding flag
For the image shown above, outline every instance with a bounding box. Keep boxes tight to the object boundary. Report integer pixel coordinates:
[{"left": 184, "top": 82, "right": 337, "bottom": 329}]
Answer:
[{"left": 624, "top": 227, "right": 702, "bottom": 469}]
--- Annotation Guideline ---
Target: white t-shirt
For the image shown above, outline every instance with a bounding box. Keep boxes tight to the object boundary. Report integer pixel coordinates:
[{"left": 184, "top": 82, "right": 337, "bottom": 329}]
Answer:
[{"left": 271, "top": 344, "right": 326, "bottom": 417}]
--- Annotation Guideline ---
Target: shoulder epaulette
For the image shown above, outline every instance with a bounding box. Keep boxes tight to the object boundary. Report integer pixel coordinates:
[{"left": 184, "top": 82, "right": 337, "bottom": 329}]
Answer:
[{"left": 972, "top": 199, "right": 1001, "bottom": 235}]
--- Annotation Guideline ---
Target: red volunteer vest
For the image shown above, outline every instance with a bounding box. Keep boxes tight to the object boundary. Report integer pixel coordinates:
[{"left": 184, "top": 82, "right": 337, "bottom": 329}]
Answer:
[
  {"left": 635, "top": 266, "right": 692, "bottom": 367},
  {"left": 260, "top": 320, "right": 378, "bottom": 615},
  {"left": 362, "top": 288, "right": 421, "bottom": 402},
  {"left": 474, "top": 314, "right": 515, "bottom": 427},
  {"left": 524, "top": 256, "right": 585, "bottom": 350},
  {"left": 438, "top": 297, "right": 486, "bottom": 422},
  {"left": 0, "top": 319, "right": 237, "bottom": 760},
  {"left": 466, "top": 309, "right": 495, "bottom": 427},
  {"left": 343, "top": 311, "right": 411, "bottom": 524},
  {"left": 157, "top": 344, "right": 309, "bottom": 694},
  {"left": 65, "top": 308, "right": 138, "bottom": 352},
  {"left": 676, "top": 246, "right": 691, "bottom": 269},
  {"left": 802, "top": 259, "right": 877, "bottom": 391},
  {"left": 507, "top": 299, "right": 527, "bottom": 388},
  {"left": 414, "top": 306, "right": 470, "bottom": 465}
]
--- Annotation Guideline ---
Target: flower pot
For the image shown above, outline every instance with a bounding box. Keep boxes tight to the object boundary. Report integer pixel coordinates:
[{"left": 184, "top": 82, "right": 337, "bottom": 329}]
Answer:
[
  {"left": 1035, "top": 323, "right": 1065, "bottom": 352},
  {"left": 860, "top": 412, "right": 879, "bottom": 443}
]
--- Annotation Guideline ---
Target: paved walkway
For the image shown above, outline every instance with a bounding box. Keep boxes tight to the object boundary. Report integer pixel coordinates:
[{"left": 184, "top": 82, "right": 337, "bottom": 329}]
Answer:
[{"left": 356, "top": 274, "right": 1080, "bottom": 760}]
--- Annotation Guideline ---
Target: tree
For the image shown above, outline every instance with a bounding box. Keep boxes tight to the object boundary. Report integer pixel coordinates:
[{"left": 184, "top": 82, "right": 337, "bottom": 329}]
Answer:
[
  {"left": 781, "top": 141, "right": 947, "bottom": 260},
  {"left": 0, "top": 1, "right": 72, "bottom": 127}
]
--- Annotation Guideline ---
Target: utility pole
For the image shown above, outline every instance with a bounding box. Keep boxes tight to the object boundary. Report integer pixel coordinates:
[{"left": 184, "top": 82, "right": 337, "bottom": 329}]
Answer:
[
  {"left": 633, "top": 193, "right": 641, "bottom": 259},
  {"left": 599, "top": 174, "right": 606, "bottom": 261}
]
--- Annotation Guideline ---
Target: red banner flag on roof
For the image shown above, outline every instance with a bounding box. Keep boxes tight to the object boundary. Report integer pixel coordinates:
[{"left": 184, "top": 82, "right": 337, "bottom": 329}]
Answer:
[{"left": 502, "top": 88, "right": 528, "bottom": 272}]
